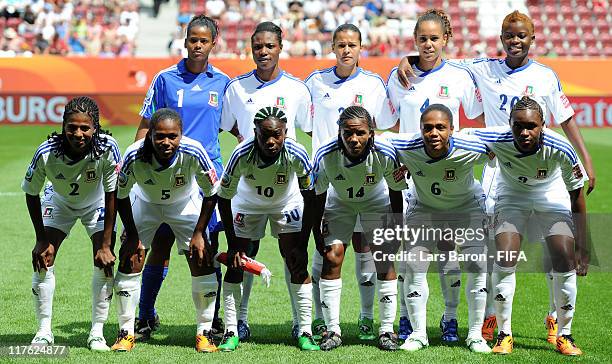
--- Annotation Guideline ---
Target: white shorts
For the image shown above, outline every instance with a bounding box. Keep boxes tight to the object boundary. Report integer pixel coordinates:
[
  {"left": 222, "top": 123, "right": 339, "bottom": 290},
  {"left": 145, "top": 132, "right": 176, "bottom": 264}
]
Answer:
[
  {"left": 233, "top": 204, "right": 303, "bottom": 240},
  {"left": 41, "top": 186, "right": 106, "bottom": 237},
  {"left": 322, "top": 197, "right": 390, "bottom": 246},
  {"left": 131, "top": 193, "right": 205, "bottom": 254}
]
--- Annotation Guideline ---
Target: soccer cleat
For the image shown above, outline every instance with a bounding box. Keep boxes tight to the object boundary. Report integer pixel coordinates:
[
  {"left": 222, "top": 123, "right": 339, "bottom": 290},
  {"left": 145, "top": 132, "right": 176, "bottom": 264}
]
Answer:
[
  {"left": 312, "top": 318, "right": 327, "bottom": 340},
  {"left": 319, "top": 331, "right": 342, "bottom": 351},
  {"left": 398, "top": 316, "right": 413, "bottom": 341},
  {"left": 545, "top": 315, "right": 558, "bottom": 344},
  {"left": 218, "top": 331, "right": 239, "bottom": 352},
  {"left": 378, "top": 332, "right": 399, "bottom": 351},
  {"left": 195, "top": 331, "right": 218, "bottom": 353},
  {"left": 466, "top": 337, "right": 492, "bottom": 354},
  {"left": 358, "top": 316, "right": 375, "bottom": 340},
  {"left": 482, "top": 315, "right": 497, "bottom": 342},
  {"left": 134, "top": 314, "right": 160, "bottom": 341},
  {"left": 31, "top": 331, "right": 54, "bottom": 345},
  {"left": 297, "top": 332, "right": 320, "bottom": 351},
  {"left": 399, "top": 336, "right": 428, "bottom": 351},
  {"left": 440, "top": 316, "right": 459, "bottom": 343},
  {"left": 111, "top": 329, "right": 135, "bottom": 352},
  {"left": 87, "top": 335, "right": 110, "bottom": 352},
  {"left": 492, "top": 331, "right": 513, "bottom": 354},
  {"left": 237, "top": 320, "right": 251, "bottom": 341},
  {"left": 211, "top": 317, "right": 224, "bottom": 339},
  {"left": 556, "top": 335, "right": 582, "bottom": 356}
]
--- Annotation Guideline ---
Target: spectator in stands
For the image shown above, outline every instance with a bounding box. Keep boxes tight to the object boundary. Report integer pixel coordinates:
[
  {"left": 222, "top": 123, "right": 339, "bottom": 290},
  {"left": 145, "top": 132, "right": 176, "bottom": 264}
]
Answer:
[
  {"left": 34, "top": 32, "right": 49, "bottom": 54},
  {"left": 68, "top": 30, "right": 85, "bottom": 55},
  {"left": 49, "top": 33, "right": 69, "bottom": 55}
]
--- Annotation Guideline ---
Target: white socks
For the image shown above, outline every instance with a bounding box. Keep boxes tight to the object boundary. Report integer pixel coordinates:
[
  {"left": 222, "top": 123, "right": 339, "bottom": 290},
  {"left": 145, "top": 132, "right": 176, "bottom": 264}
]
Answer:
[
  {"left": 32, "top": 265, "right": 55, "bottom": 335},
  {"left": 492, "top": 264, "right": 516, "bottom": 336},
  {"left": 553, "top": 270, "right": 577, "bottom": 336},
  {"left": 91, "top": 267, "right": 113, "bottom": 337},
  {"left": 465, "top": 273, "right": 487, "bottom": 340},
  {"left": 377, "top": 279, "right": 397, "bottom": 334},
  {"left": 238, "top": 272, "right": 253, "bottom": 323},
  {"left": 355, "top": 252, "right": 376, "bottom": 320},
  {"left": 319, "top": 278, "right": 342, "bottom": 334},
  {"left": 289, "top": 283, "right": 313, "bottom": 335},
  {"left": 404, "top": 271, "right": 428, "bottom": 340},
  {"left": 114, "top": 271, "right": 141, "bottom": 335},
  {"left": 192, "top": 274, "right": 218, "bottom": 335},
  {"left": 438, "top": 256, "right": 461, "bottom": 320},
  {"left": 223, "top": 281, "right": 242, "bottom": 334},
  {"left": 311, "top": 251, "right": 323, "bottom": 321}
]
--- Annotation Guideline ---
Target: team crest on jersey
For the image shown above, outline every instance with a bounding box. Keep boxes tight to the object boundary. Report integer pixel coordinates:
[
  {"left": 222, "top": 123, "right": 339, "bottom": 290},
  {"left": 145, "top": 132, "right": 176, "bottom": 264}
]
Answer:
[
  {"left": 438, "top": 85, "right": 449, "bottom": 98},
  {"left": 221, "top": 174, "right": 231, "bottom": 188},
  {"left": 174, "top": 174, "right": 185, "bottom": 187},
  {"left": 275, "top": 173, "right": 287, "bottom": 185},
  {"left": 208, "top": 91, "right": 219, "bottom": 107},
  {"left": 353, "top": 94, "right": 364, "bottom": 106},
  {"left": 536, "top": 168, "right": 547, "bottom": 179},
  {"left": 522, "top": 85, "right": 534, "bottom": 97},
  {"left": 444, "top": 168, "right": 456, "bottom": 181},
  {"left": 25, "top": 166, "right": 34, "bottom": 182},
  {"left": 234, "top": 213, "right": 245, "bottom": 227},
  {"left": 298, "top": 174, "right": 312, "bottom": 190},
  {"left": 276, "top": 96, "right": 286, "bottom": 109},
  {"left": 43, "top": 206, "right": 53, "bottom": 218},
  {"left": 207, "top": 169, "right": 218, "bottom": 184},
  {"left": 85, "top": 168, "right": 96, "bottom": 182},
  {"left": 572, "top": 164, "right": 583, "bottom": 179},
  {"left": 364, "top": 173, "right": 376, "bottom": 185}
]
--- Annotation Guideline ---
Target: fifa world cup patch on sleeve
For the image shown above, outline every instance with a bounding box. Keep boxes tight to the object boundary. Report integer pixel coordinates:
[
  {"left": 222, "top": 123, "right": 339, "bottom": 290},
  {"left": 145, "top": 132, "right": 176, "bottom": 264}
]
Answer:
[
  {"left": 174, "top": 174, "right": 185, "bottom": 187},
  {"left": 43, "top": 206, "right": 53, "bottom": 218},
  {"left": 25, "top": 166, "right": 34, "bottom": 182},
  {"left": 207, "top": 168, "right": 218, "bottom": 184},
  {"left": 221, "top": 174, "right": 231, "bottom": 188},
  {"left": 298, "top": 174, "right": 312, "bottom": 190},
  {"left": 572, "top": 164, "right": 583, "bottom": 179},
  {"left": 393, "top": 166, "right": 407, "bottom": 183},
  {"left": 234, "top": 213, "right": 245, "bottom": 227}
]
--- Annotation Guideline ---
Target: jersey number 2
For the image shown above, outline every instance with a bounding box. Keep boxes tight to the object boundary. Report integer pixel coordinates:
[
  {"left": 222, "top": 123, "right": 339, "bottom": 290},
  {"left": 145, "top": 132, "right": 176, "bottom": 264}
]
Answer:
[
  {"left": 69, "top": 183, "right": 79, "bottom": 196},
  {"left": 499, "top": 94, "right": 519, "bottom": 111}
]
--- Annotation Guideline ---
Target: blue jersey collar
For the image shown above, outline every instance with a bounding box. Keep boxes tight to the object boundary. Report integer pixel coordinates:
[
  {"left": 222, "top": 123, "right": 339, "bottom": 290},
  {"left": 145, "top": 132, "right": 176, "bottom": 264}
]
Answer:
[
  {"left": 415, "top": 60, "right": 446, "bottom": 77},
  {"left": 254, "top": 69, "right": 285, "bottom": 89},
  {"left": 333, "top": 66, "right": 362, "bottom": 84},
  {"left": 178, "top": 59, "right": 215, "bottom": 77},
  {"left": 503, "top": 58, "right": 533, "bottom": 75}
]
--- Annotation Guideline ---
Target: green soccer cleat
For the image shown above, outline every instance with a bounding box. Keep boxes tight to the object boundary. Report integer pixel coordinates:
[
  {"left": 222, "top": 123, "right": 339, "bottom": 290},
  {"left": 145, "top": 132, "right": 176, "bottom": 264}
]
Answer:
[
  {"left": 312, "top": 318, "right": 327, "bottom": 341},
  {"left": 297, "top": 333, "right": 320, "bottom": 351},
  {"left": 218, "top": 332, "right": 239, "bottom": 352},
  {"left": 358, "top": 317, "right": 375, "bottom": 340}
]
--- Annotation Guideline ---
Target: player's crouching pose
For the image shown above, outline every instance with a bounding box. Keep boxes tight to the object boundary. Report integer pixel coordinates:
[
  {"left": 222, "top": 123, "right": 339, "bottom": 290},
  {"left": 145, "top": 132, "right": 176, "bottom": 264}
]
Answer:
[
  {"left": 114, "top": 108, "right": 220, "bottom": 353},
  {"left": 23, "top": 96, "right": 121, "bottom": 351},
  {"left": 312, "top": 106, "right": 406, "bottom": 351},
  {"left": 216, "top": 106, "right": 320, "bottom": 352},
  {"left": 385, "top": 104, "right": 491, "bottom": 353},
  {"left": 472, "top": 97, "right": 588, "bottom": 356}
]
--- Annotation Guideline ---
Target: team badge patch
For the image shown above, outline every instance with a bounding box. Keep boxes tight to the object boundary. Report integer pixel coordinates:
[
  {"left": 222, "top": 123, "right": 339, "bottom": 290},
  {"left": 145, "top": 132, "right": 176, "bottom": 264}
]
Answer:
[
  {"left": 536, "top": 168, "right": 548, "bottom": 179},
  {"left": 523, "top": 85, "right": 534, "bottom": 97},
  {"left": 572, "top": 164, "right": 583, "bottom": 179},
  {"left": 364, "top": 173, "right": 376, "bottom": 185},
  {"left": 438, "top": 85, "right": 449, "bottom": 98},
  {"left": 207, "top": 168, "right": 218, "bottom": 184},
  {"left": 221, "top": 174, "right": 231, "bottom": 188},
  {"left": 298, "top": 174, "right": 312, "bottom": 190},
  {"left": 208, "top": 91, "right": 219, "bottom": 107},
  {"left": 174, "top": 174, "right": 185, "bottom": 187},
  {"left": 43, "top": 207, "right": 53, "bottom": 218},
  {"left": 353, "top": 94, "right": 363, "bottom": 106},
  {"left": 85, "top": 168, "right": 96, "bottom": 182},
  {"left": 234, "top": 213, "right": 245, "bottom": 227},
  {"left": 444, "top": 168, "right": 456, "bottom": 181},
  {"left": 25, "top": 166, "right": 34, "bottom": 182},
  {"left": 276, "top": 96, "right": 286, "bottom": 109},
  {"left": 275, "top": 173, "right": 287, "bottom": 185}
]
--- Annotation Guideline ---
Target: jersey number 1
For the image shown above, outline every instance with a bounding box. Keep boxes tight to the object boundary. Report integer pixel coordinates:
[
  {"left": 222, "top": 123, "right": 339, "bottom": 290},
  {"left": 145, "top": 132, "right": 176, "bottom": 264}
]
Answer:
[{"left": 177, "top": 89, "right": 184, "bottom": 108}]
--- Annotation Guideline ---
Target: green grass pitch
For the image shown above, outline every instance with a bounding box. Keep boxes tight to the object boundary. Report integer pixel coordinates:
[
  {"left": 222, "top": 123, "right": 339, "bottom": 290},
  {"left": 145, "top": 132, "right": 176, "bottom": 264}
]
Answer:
[{"left": 0, "top": 125, "right": 610, "bottom": 363}]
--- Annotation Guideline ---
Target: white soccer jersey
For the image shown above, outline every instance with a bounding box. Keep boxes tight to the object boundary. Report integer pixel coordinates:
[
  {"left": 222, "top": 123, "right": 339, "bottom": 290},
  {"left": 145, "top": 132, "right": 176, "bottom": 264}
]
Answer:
[
  {"left": 313, "top": 137, "right": 407, "bottom": 205},
  {"left": 472, "top": 126, "right": 585, "bottom": 194},
  {"left": 22, "top": 134, "right": 121, "bottom": 209},
  {"left": 385, "top": 132, "right": 489, "bottom": 210},
  {"left": 381, "top": 60, "right": 483, "bottom": 133},
  {"left": 118, "top": 136, "right": 218, "bottom": 204},
  {"left": 305, "top": 66, "right": 388, "bottom": 152},
  {"left": 218, "top": 137, "right": 313, "bottom": 212},
  {"left": 462, "top": 58, "right": 574, "bottom": 126},
  {"left": 220, "top": 70, "right": 313, "bottom": 140}
]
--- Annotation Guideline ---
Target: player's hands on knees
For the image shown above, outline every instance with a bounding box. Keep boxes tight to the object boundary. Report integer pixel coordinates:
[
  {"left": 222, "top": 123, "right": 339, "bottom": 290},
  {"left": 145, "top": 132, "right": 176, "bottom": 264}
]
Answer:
[
  {"left": 32, "top": 240, "right": 54, "bottom": 273},
  {"left": 94, "top": 247, "right": 116, "bottom": 277},
  {"left": 119, "top": 234, "right": 144, "bottom": 272},
  {"left": 575, "top": 248, "right": 589, "bottom": 276},
  {"left": 190, "top": 233, "right": 212, "bottom": 267},
  {"left": 226, "top": 249, "right": 245, "bottom": 270}
]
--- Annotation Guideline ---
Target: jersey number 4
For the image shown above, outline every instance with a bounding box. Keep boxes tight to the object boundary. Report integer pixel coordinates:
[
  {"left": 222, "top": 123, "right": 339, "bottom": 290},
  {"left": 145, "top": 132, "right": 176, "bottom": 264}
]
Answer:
[{"left": 346, "top": 186, "right": 365, "bottom": 198}]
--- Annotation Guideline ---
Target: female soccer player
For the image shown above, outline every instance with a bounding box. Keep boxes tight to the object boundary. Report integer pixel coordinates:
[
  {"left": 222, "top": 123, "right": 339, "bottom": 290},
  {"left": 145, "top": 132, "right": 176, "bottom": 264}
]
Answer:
[
  {"left": 114, "top": 108, "right": 220, "bottom": 353},
  {"left": 312, "top": 106, "right": 406, "bottom": 351},
  {"left": 220, "top": 21, "right": 313, "bottom": 340},
  {"left": 396, "top": 10, "right": 595, "bottom": 343},
  {"left": 385, "top": 104, "right": 491, "bottom": 353},
  {"left": 471, "top": 97, "right": 587, "bottom": 356},
  {"left": 23, "top": 96, "right": 121, "bottom": 351},
  {"left": 381, "top": 8, "right": 485, "bottom": 343},
  {"left": 134, "top": 14, "right": 231, "bottom": 340},
  {"left": 304, "top": 23, "right": 390, "bottom": 340},
  {"left": 216, "top": 106, "right": 319, "bottom": 352}
]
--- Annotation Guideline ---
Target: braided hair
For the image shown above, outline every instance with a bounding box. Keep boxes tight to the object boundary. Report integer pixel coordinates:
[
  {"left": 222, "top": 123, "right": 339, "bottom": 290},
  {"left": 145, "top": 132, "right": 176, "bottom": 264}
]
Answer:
[
  {"left": 251, "top": 21, "right": 283, "bottom": 45},
  {"left": 48, "top": 96, "right": 109, "bottom": 160},
  {"left": 509, "top": 96, "right": 544, "bottom": 124},
  {"left": 421, "top": 103, "right": 454, "bottom": 128},
  {"left": 138, "top": 108, "right": 183, "bottom": 164},
  {"left": 251, "top": 106, "right": 288, "bottom": 163},
  {"left": 414, "top": 8, "right": 453, "bottom": 39},
  {"left": 337, "top": 106, "right": 375, "bottom": 153},
  {"left": 186, "top": 14, "right": 219, "bottom": 41}
]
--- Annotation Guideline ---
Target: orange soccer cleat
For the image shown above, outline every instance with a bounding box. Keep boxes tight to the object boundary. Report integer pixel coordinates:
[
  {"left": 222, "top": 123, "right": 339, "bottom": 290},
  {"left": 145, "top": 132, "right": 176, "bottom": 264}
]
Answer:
[
  {"left": 195, "top": 331, "right": 218, "bottom": 353},
  {"left": 545, "top": 315, "right": 558, "bottom": 344},
  {"left": 111, "top": 329, "right": 135, "bottom": 352},
  {"left": 556, "top": 335, "right": 583, "bottom": 356},
  {"left": 492, "top": 331, "right": 513, "bottom": 355},
  {"left": 482, "top": 315, "right": 497, "bottom": 342}
]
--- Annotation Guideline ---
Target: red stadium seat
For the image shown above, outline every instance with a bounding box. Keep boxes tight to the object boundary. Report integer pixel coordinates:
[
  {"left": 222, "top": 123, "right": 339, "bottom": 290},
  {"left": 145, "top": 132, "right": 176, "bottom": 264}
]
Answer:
[
  {"left": 605, "top": 46, "right": 612, "bottom": 56},
  {"left": 586, "top": 46, "right": 601, "bottom": 57},
  {"left": 569, "top": 46, "right": 583, "bottom": 57}
]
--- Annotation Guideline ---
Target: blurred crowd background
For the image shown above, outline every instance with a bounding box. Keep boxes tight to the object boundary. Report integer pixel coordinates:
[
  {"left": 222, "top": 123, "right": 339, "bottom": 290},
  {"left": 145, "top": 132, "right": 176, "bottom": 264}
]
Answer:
[{"left": 1, "top": 0, "right": 610, "bottom": 58}]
